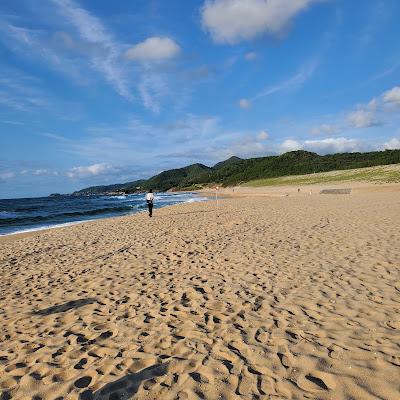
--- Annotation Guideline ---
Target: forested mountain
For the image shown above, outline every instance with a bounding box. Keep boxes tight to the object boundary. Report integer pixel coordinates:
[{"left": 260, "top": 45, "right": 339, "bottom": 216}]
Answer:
[{"left": 72, "top": 149, "right": 400, "bottom": 195}]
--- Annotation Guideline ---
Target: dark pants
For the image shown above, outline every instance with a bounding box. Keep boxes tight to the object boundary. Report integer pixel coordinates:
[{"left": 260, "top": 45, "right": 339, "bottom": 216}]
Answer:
[{"left": 147, "top": 201, "right": 153, "bottom": 217}]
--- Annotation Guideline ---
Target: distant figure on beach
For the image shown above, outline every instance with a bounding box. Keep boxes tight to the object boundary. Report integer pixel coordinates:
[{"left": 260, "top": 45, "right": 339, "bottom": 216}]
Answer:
[{"left": 145, "top": 189, "right": 154, "bottom": 217}]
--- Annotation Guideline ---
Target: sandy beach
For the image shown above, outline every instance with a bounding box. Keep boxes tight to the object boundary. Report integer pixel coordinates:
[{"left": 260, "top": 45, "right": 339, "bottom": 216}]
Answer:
[{"left": 1, "top": 185, "right": 399, "bottom": 400}]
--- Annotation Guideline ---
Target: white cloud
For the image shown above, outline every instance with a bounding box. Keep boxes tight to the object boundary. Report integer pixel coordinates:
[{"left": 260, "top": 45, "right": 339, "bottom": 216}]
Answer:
[
  {"left": 279, "top": 137, "right": 365, "bottom": 155},
  {"left": 382, "top": 86, "right": 400, "bottom": 106},
  {"left": 245, "top": 52, "right": 257, "bottom": 61},
  {"left": 347, "top": 109, "right": 379, "bottom": 129},
  {"left": 280, "top": 139, "right": 303, "bottom": 152},
  {"left": 238, "top": 98, "right": 251, "bottom": 109},
  {"left": 310, "top": 124, "right": 339, "bottom": 136},
  {"left": 383, "top": 138, "right": 400, "bottom": 150},
  {"left": 67, "top": 163, "right": 115, "bottom": 179},
  {"left": 367, "top": 98, "right": 378, "bottom": 111},
  {"left": 0, "top": 172, "right": 15, "bottom": 181},
  {"left": 20, "top": 168, "right": 59, "bottom": 177},
  {"left": 258, "top": 130, "right": 269, "bottom": 140},
  {"left": 303, "top": 137, "right": 363, "bottom": 154},
  {"left": 33, "top": 168, "right": 59, "bottom": 176},
  {"left": 125, "top": 37, "right": 180, "bottom": 61},
  {"left": 201, "top": 0, "right": 319, "bottom": 44}
]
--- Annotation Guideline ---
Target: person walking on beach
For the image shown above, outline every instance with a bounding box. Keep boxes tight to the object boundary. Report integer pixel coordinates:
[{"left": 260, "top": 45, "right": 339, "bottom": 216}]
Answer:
[{"left": 145, "top": 189, "right": 154, "bottom": 217}]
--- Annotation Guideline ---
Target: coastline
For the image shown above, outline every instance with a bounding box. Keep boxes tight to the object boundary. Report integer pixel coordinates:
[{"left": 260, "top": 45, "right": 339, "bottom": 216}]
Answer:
[
  {"left": 0, "top": 191, "right": 209, "bottom": 240},
  {"left": 2, "top": 182, "right": 398, "bottom": 242},
  {"left": 1, "top": 184, "right": 399, "bottom": 399}
]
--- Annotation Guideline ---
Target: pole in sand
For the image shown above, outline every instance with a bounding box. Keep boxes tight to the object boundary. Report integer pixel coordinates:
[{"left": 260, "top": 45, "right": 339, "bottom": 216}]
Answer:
[{"left": 215, "top": 186, "right": 219, "bottom": 216}]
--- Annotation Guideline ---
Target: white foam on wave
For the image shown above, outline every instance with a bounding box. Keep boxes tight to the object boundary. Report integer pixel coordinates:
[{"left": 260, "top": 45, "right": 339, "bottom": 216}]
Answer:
[
  {"left": 0, "top": 220, "right": 91, "bottom": 237},
  {"left": 185, "top": 197, "right": 208, "bottom": 203},
  {"left": 0, "top": 211, "right": 19, "bottom": 219}
]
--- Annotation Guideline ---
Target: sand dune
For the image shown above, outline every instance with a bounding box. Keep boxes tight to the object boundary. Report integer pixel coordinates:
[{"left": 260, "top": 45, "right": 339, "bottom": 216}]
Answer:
[{"left": 1, "top": 187, "right": 399, "bottom": 399}]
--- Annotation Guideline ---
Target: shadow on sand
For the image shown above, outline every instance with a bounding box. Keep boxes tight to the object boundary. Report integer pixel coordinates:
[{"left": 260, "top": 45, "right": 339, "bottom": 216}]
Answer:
[
  {"left": 79, "top": 362, "right": 169, "bottom": 400},
  {"left": 33, "top": 298, "right": 97, "bottom": 316}
]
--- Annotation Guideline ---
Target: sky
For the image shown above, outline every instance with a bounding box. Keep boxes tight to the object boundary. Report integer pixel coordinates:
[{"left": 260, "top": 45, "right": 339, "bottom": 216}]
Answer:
[{"left": 1, "top": 0, "right": 400, "bottom": 198}]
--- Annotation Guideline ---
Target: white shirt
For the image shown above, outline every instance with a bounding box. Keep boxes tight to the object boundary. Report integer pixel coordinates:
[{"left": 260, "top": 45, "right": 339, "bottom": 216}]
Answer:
[{"left": 145, "top": 193, "right": 154, "bottom": 201}]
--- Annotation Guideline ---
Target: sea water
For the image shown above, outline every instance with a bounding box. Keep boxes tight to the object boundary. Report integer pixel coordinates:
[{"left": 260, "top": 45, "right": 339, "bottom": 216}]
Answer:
[{"left": 0, "top": 192, "right": 208, "bottom": 236}]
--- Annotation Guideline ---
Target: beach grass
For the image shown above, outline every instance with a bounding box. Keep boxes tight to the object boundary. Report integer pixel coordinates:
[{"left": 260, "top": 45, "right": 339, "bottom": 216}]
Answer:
[{"left": 245, "top": 163, "right": 400, "bottom": 187}]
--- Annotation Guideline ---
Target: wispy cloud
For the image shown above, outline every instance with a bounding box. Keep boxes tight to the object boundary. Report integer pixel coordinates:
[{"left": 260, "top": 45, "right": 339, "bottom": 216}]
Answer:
[
  {"left": 40, "top": 114, "right": 224, "bottom": 169},
  {"left": 0, "top": 21, "right": 86, "bottom": 84},
  {"left": 237, "top": 57, "right": 319, "bottom": 109},
  {"left": 49, "top": 0, "right": 133, "bottom": 100},
  {"left": 0, "top": 67, "right": 48, "bottom": 112},
  {"left": 0, "top": 0, "right": 185, "bottom": 111},
  {"left": 254, "top": 58, "right": 319, "bottom": 100},
  {"left": 367, "top": 59, "right": 400, "bottom": 83},
  {"left": 0, "top": 119, "right": 25, "bottom": 126},
  {"left": 355, "top": 0, "right": 390, "bottom": 51}
]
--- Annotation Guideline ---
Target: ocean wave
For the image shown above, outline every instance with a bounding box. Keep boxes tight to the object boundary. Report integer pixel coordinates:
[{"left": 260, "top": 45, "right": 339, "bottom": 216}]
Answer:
[
  {"left": 0, "top": 211, "right": 19, "bottom": 219},
  {"left": 0, "top": 205, "right": 137, "bottom": 226},
  {"left": 104, "top": 195, "right": 127, "bottom": 200},
  {"left": 0, "top": 192, "right": 210, "bottom": 235}
]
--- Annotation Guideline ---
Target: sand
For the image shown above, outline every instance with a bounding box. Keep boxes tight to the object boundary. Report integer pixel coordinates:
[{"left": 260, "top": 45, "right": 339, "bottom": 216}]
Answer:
[{"left": 1, "top": 185, "right": 399, "bottom": 400}]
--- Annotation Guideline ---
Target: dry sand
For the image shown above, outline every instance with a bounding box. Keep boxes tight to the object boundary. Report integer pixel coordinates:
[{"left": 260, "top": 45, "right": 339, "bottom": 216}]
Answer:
[{"left": 0, "top": 185, "right": 399, "bottom": 399}]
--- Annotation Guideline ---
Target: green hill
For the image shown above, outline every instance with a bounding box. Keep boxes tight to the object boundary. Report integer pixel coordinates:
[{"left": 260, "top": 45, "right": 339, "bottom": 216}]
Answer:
[
  {"left": 72, "top": 149, "right": 400, "bottom": 195},
  {"left": 133, "top": 163, "right": 212, "bottom": 192},
  {"left": 72, "top": 180, "right": 146, "bottom": 196}
]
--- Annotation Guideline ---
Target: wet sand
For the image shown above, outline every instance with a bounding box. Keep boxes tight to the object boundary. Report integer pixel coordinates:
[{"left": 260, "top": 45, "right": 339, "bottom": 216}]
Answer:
[{"left": 1, "top": 185, "right": 399, "bottom": 399}]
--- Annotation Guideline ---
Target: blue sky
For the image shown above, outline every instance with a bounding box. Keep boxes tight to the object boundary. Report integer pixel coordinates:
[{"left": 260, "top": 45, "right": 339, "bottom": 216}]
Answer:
[{"left": 1, "top": 0, "right": 400, "bottom": 198}]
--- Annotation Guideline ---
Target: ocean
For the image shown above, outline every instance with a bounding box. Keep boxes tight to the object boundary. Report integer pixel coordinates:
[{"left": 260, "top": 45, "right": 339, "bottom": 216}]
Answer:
[{"left": 0, "top": 192, "right": 208, "bottom": 236}]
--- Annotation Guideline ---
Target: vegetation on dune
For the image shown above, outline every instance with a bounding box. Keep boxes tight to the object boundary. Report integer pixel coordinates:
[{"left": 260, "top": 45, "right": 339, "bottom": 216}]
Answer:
[
  {"left": 73, "top": 149, "right": 400, "bottom": 195},
  {"left": 247, "top": 164, "right": 400, "bottom": 187}
]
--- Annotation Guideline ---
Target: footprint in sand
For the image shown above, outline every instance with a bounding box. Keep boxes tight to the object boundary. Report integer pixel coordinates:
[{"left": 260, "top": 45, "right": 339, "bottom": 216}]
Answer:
[
  {"left": 296, "top": 371, "right": 336, "bottom": 393},
  {"left": 385, "top": 320, "right": 400, "bottom": 330},
  {"left": 278, "top": 351, "right": 295, "bottom": 368}
]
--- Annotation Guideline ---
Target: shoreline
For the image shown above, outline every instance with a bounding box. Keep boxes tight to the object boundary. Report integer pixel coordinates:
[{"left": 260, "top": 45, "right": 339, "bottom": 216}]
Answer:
[
  {"left": 2, "top": 181, "right": 399, "bottom": 242},
  {"left": 0, "top": 192, "right": 210, "bottom": 240}
]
